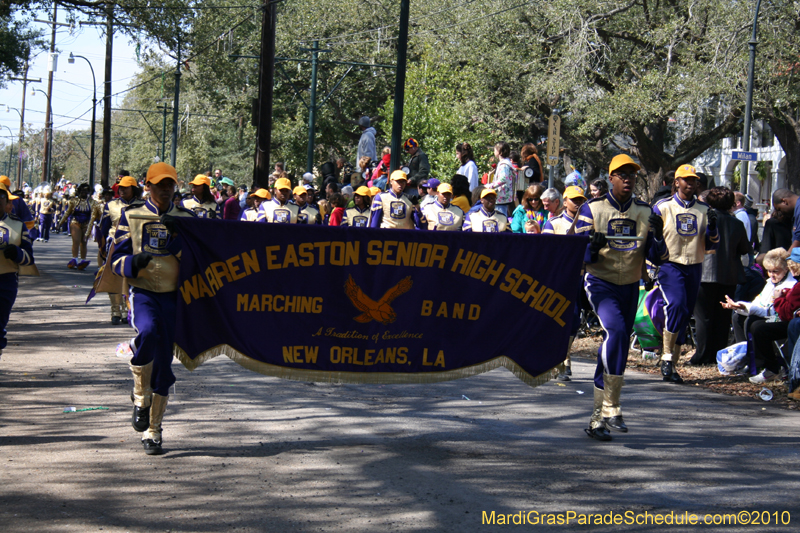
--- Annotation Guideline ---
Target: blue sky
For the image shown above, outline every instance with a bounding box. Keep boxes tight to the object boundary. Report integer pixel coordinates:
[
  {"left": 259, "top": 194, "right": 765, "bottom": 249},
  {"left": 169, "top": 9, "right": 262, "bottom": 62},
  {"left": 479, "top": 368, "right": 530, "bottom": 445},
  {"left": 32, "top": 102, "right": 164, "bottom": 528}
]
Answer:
[{"left": 1, "top": 11, "right": 142, "bottom": 146}]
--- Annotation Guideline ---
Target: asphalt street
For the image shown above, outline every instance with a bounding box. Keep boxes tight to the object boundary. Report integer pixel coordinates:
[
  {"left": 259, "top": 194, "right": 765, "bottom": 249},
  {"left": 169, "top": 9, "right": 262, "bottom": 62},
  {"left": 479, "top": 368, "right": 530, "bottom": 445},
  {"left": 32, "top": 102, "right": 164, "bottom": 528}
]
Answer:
[{"left": 1, "top": 233, "right": 799, "bottom": 532}]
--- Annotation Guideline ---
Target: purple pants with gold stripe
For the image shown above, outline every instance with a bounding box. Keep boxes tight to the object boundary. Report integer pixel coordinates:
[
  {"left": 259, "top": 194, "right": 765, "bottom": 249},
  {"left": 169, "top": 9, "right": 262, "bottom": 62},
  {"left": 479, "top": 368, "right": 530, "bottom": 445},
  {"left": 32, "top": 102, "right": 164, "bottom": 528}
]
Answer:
[
  {"left": 0, "top": 272, "right": 19, "bottom": 350},
  {"left": 658, "top": 262, "right": 702, "bottom": 345},
  {"left": 129, "top": 287, "right": 177, "bottom": 396},
  {"left": 584, "top": 274, "right": 638, "bottom": 389}
]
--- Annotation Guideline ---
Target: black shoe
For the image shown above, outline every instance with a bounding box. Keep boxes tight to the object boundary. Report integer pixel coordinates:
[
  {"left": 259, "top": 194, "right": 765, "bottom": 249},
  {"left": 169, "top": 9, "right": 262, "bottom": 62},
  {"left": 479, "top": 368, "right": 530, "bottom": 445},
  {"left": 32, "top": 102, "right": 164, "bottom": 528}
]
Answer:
[
  {"left": 558, "top": 373, "right": 571, "bottom": 382},
  {"left": 565, "top": 367, "right": 572, "bottom": 376},
  {"left": 584, "top": 426, "right": 612, "bottom": 441},
  {"left": 132, "top": 405, "right": 150, "bottom": 432},
  {"left": 142, "top": 439, "right": 163, "bottom": 455},
  {"left": 111, "top": 316, "right": 122, "bottom": 325},
  {"left": 661, "top": 361, "right": 684, "bottom": 383},
  {"left": 604, "top": 415, "right": 628, "bottom": 433}
]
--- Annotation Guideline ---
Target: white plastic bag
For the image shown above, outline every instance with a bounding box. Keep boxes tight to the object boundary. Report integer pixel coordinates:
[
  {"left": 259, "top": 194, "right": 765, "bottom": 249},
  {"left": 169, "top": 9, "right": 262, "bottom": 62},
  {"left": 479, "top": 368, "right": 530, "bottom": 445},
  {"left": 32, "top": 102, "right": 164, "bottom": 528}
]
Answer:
[{"left": 717, "top": 341, "right": 748, "bottom": 375}]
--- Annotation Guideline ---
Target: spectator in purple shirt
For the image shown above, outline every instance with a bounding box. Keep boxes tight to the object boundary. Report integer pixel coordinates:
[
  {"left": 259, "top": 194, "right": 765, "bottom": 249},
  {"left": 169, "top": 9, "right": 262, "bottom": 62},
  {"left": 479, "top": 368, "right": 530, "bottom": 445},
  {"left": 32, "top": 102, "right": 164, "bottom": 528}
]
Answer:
[{"left": 220, "top": 178, "right": 241, "bottom": 220}]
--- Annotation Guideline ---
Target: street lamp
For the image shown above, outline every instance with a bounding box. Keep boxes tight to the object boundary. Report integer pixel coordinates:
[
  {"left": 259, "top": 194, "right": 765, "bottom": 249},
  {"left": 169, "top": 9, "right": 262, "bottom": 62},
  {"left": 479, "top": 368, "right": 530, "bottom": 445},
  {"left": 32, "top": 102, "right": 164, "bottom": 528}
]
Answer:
[
  {"left": 31, "top": 88, "right": 53, "bottom": 185},
  {"left": 740, "top": 0, "right": 763, "bottom": 194},
  {"left": 68, "top": 52, "right": 97, "bottom": 189}
]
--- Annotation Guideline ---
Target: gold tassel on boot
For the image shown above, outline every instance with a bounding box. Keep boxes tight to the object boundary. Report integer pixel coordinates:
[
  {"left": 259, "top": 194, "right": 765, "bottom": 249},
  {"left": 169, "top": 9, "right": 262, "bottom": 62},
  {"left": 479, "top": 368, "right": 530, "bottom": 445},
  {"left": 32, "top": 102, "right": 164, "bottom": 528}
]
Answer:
[
  {"left": 661, "top": 330, "right": 683, "bottom": 383},
  {"left": 142, "top": 393, "right": 168, "bottom": 455},
  {"left": 129, "top": 362, "right": 153, "bottom": 432},
  {"left": 585, "top": 386, "right": 612, "bottom": 441},
  {"left": 602, "top": 373, "right": 627, "bottom": 432}
]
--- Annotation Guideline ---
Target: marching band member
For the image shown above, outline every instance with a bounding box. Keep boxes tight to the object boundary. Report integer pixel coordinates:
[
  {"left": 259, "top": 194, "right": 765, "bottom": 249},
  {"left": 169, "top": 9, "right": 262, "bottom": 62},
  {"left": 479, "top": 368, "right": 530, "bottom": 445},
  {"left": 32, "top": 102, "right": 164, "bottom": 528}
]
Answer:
[
  {"left": 257, "top": 177, "right": 299, "bottom": 224},
  {"left": 294, "top": 186, "right": 321, "bottom": 224},
  {"left": 241, "top": 189, "right": 270, "bottom": 221},
  {"left": 0, "top": 184, "right": 34, "bottom": 361},
  {"left": 38, "top": 191, "right": 55, "bottom": 242},
  {"left": 53, "top": 192, "right": 64, "bottom": 234},
  {"left": 181, "top": 175, "right": 219, "bottom": 218},
  {"left": 343, "top": 186, "right": 372, "bottom": 228},
  {"left": 653, "top": 164, "right": 719, "bottom": 383},
  {"left": 369, "top": 170, "right": 427, "bottom": 230},
  {"left": 110, "top": 162, "right": 195, "bottom": 455},
  {"left": 99, "top": 176, "right": 144, "bottom": 324},
  {"left": 575, "top": 154, "right": 667, "bottom": 441},
  {"left": 542, "top": 186, "right": 587, "bottom": 380},
  {"left": 60, "top": 183, "right": 96, "bottom": 270},
  {"left": 463, "top": 189, "right": 508, "bottom": 232},
  {"left": 423, "top": 182, "right": 464, "bottom": 231},
  {"left": 0, "top": 176, "right": 35, "bottom": 232}
]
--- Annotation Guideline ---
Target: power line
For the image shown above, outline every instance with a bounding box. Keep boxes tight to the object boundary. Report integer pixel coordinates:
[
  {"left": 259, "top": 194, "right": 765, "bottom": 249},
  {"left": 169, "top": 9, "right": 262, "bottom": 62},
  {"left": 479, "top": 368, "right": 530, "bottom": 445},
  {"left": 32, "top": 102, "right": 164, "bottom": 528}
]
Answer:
[{"left": 109, "top": 9, "right": 260, "bottom": 99}]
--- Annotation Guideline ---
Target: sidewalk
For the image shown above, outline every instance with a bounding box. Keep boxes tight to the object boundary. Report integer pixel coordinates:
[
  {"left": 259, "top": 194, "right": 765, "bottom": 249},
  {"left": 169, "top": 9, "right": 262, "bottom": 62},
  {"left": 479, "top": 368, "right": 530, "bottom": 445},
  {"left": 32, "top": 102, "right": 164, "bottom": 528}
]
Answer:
[{"left": 1, "top": 234, "right": 800, "bottom": 532}]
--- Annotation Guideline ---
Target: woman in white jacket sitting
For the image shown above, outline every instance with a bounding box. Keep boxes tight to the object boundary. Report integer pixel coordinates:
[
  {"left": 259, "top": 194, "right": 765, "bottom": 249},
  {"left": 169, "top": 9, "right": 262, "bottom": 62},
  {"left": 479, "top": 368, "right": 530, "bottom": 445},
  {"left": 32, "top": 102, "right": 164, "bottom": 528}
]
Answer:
[{"left": 722, "top": 247, "right": 796, "bottom": 383}]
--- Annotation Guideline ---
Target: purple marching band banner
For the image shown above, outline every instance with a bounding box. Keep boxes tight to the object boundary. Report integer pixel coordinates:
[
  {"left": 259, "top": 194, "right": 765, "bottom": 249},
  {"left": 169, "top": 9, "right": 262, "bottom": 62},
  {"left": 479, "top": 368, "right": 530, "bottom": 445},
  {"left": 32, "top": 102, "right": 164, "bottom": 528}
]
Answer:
[{"left": 170, "top": 218, "right": 587, "bottom": 388}]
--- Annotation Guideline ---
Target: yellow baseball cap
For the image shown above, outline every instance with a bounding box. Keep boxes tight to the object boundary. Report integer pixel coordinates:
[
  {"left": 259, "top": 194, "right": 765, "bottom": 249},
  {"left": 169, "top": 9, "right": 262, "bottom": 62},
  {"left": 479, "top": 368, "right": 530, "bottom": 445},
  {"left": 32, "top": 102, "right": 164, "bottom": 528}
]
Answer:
[
  {"left": 438, "top": 183, "right": 453, "bottom": 194},
  {"left": 390, "top": 170, "right": 407, "bottom": 182},
  {"left": 293, "top": 185, "right": 308, "bottom": 196},
  {"left": 118, "top": 176, "right": 138, "bottom": 187},
  {"left": 146, "top": 162, "right": 178, "bottom": 184},
  {"left": 355, "top": 186, "right": 371, "bottom": 197},
  {"left": 480, "top": 188, "right": 497, "bottom": 198},
  {"left": 249, "top": 188, "right": 271, "bottom": 199},
  {"left": 275, "top": 177, "right": 292, "bottom": 190},
  {"left": 0, "top": 175, "right": 10, "bottom": 187},
  {"left": 189, "top": 174, "right": 211, "bottom": 186},
  {"left": 563, "top": 186, "right": 586, "bottom": 200},
  {"left": 608, "top": 154, "right": 641, "bottom": 175},
  {"left": 0, "top": 184, "right": 18, "bottom": 201},
  {"left": 369, "top": 186, "right": 381, "bottom": 197},
  {"left": 675, "top": 164, "right": 699, "bottom": 179}
]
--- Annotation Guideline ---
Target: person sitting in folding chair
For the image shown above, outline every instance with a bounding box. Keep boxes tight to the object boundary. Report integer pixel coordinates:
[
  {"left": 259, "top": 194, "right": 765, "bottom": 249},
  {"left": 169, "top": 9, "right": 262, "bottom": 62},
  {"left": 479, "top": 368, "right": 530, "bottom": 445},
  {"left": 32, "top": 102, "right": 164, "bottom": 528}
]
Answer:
[{"left": 723, "top": 247, "right": 797, "bottom": 384}]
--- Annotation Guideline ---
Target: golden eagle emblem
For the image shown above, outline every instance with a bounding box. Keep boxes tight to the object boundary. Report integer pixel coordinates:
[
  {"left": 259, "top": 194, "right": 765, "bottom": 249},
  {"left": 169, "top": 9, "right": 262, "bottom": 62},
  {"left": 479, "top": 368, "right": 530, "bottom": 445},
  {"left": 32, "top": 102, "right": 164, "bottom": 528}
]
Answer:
[{"left": 344, "top": 275, "right": 413, "bottom": 325}]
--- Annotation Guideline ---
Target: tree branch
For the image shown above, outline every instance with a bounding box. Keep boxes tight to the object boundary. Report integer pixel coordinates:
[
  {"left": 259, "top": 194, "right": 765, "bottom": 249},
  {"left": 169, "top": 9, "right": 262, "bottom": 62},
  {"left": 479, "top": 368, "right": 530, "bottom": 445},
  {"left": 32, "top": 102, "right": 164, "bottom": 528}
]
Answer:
[{"left": 672, "top": 107, "right": 742, "bottom": 163}]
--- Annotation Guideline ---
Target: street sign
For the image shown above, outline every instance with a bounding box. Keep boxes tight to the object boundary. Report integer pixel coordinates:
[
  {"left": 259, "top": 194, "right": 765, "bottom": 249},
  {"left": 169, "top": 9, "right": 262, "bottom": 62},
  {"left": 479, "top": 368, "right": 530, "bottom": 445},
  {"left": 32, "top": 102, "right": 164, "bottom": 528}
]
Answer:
[
  {"left": 546, "top": 114, "right": 561, "bottom": 167},
  {"left": 732, "top": 150, "right": 758, "bottom": 162}
]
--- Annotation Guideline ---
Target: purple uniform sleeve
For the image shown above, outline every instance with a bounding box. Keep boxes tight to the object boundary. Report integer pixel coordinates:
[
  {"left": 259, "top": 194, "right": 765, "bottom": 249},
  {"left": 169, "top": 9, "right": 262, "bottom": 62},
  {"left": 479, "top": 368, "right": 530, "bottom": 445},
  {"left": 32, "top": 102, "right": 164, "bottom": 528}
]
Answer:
[
  {"left": 12, "top": 224, "right": 34, "bottom": 265},
  {"left": 369, "top": 195, "right": 384, "bottom": 228}
]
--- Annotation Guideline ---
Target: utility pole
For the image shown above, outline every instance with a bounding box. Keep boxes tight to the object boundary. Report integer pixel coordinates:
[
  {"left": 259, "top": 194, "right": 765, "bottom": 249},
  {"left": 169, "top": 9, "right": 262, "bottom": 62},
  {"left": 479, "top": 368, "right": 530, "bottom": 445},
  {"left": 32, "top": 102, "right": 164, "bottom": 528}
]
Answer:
[
  {"left": 253, "top": 0, "right": 277, "bottom": 188},
  {"left": 9, "top": 63, "right": 41, "bottom": 189},
  {"left": 158, "top": 104, "right": 169, "bottom": 162},
  {"left": 101, "top": 5, "right": 113, "bottom": 188},
  {"left": 170, "top": 36, "right": 181, "bottom": 167},
  {"left": 79, "top": 9, "right": 116, "bottom": 187},
  {"left": 389, "top": 0, "right": 410, "bottom": 172},
  {"left": 17, "top": 65, "right": 29, "bottom": 189},
  {"left": 41, "top": 3, "right": 58, "bottom": 184},
  {"left": 301, "top": 41, "right": 330, "bottom": 173}
]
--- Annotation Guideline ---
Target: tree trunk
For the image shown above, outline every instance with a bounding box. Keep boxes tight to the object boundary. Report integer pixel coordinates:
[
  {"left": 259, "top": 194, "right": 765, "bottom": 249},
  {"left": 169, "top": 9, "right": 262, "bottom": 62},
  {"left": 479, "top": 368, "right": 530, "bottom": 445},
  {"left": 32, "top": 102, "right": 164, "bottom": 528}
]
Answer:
[
  {"left": 630, "top": 121, "right": 670, "bottom": 202},
  {"left": 767, "top": 108, "right": 800, "bottom": 192}
]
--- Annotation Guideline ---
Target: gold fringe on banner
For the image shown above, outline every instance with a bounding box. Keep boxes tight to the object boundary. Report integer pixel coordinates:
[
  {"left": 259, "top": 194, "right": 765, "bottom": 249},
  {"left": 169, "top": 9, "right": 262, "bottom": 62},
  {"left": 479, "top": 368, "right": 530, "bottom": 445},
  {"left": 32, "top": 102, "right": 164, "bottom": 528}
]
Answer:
[{"left": 174, "top": 344, "right": 559, "bottom": 389}]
